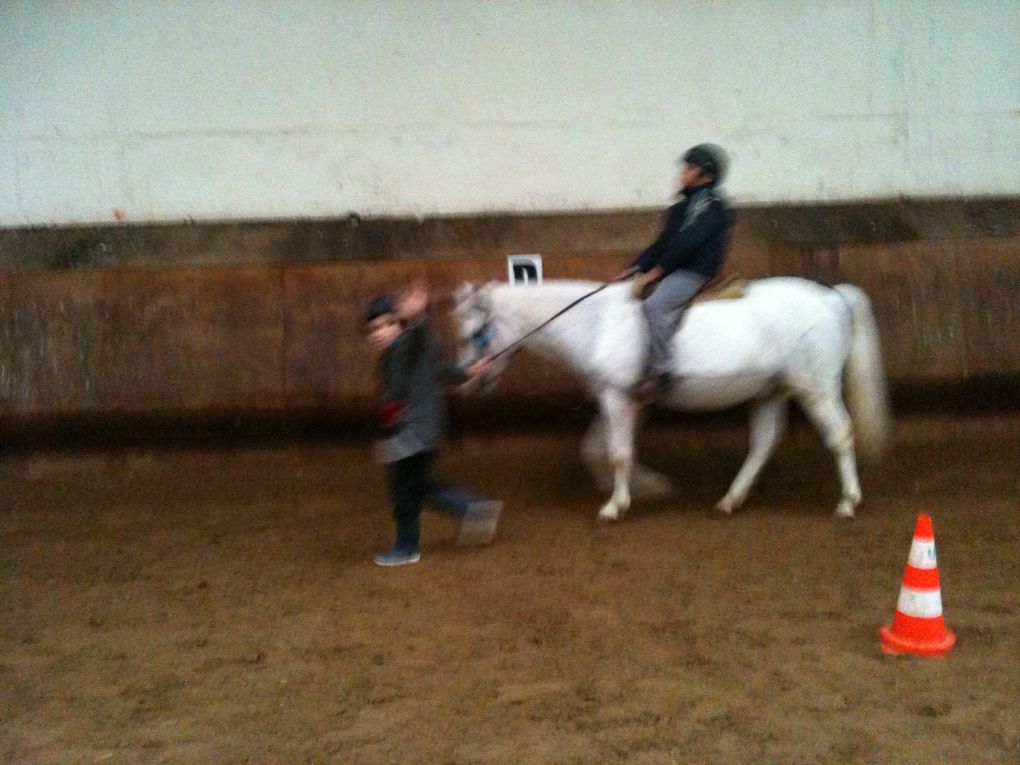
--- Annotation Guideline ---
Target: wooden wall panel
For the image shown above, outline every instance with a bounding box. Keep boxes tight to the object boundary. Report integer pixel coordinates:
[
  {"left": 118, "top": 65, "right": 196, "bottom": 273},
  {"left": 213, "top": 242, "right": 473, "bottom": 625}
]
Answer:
[
  {"left": 4, "top": 267, "right": 285, "bottom": 417},
  {"left": 836, "top": 243, "right": 969, "bottom": 381},
  {"left": 0, "top": 199, "right": 1017, "bottom": 431},
  {"left": 957, "top": 239, "right": 1020, "bottom": 378},
  {"left": 0, "top": 275, "right": 12, "bottom": 408}
]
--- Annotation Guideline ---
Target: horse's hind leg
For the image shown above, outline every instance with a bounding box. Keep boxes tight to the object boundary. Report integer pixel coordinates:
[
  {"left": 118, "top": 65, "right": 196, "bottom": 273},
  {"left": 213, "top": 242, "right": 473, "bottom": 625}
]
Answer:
[
  {"left": 796, "top": 387, "right": 862, "bottom": 518},
  {"left": 596, "top": 389, "right": 639, "bottom": 522},
  {"left": 716, "top": 395, "right": 788, "bottom": 514}
]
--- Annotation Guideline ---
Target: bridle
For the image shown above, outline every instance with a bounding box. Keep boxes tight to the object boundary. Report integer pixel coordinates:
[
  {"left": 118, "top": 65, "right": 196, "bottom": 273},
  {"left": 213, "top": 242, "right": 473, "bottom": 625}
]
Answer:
[{"left": 468, "top": 318, "right": 498, "bottom": 364}]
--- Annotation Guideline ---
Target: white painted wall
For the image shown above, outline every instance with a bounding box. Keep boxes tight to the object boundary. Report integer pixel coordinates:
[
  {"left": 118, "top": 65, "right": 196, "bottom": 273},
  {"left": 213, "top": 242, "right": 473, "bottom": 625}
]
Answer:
[{"left": 2, "top": 0, "right": 1018, "bottom": 226}]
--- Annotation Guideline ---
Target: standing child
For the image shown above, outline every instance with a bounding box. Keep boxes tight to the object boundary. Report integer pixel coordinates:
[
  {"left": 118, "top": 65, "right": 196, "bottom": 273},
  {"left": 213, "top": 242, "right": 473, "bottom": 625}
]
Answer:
[{"left": 364, "top": 281, "right": 502, "bottom": 566}]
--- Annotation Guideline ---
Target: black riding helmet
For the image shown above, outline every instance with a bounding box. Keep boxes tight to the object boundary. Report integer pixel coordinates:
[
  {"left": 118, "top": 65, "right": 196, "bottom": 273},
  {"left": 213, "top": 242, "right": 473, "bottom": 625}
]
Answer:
[{"left": 682, "top": 143, "right": 728, "bottom": 183}]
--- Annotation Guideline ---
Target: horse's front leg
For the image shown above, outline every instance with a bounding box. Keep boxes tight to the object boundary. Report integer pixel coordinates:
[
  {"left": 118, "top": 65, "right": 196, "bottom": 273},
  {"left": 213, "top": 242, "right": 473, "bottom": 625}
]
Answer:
[
  {"left": 596, "top": 389, "right": 640, "bottom": 522},
  {"left": 581, "top": 415, "right": 613, "bottom": 492}
]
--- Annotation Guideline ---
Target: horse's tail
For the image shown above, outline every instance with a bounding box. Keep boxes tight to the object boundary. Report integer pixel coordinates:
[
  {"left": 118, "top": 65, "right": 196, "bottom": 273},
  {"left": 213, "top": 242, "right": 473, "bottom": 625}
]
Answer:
[{"left": 833, "top": 284, "right": 890, "bottom": 460}]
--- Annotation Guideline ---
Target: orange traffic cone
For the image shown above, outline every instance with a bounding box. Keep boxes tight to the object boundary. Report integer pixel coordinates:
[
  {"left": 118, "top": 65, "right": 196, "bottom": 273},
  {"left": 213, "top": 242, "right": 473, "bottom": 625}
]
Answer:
[{"left": 879, "top": 513, "right": 955, "bottom": 656}]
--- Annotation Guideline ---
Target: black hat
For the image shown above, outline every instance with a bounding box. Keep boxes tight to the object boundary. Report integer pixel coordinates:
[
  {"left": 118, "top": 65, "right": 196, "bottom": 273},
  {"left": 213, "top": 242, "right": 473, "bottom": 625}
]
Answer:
[
  {"left": 682, "top": 143, "right": 728, "bottom": 182},
  {"left": 364, "top": 295, "right": 395, "bottom": 323}
]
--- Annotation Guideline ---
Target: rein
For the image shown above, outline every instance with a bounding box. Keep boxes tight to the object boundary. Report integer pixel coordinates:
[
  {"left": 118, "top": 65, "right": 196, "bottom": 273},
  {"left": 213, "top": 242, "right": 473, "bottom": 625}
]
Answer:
[{"left": 486, "top": 274, "right": 630, "bottom": 361}]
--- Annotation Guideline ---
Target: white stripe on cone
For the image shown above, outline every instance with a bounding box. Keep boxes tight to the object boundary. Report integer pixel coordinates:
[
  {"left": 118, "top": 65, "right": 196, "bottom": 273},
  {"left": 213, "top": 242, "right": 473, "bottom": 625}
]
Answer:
[
  {"left": 907, "top": 538, "right": 938, "bottom": 569},
  {"left": 896, "top": 586, "right": 945, "bottom": 619}
]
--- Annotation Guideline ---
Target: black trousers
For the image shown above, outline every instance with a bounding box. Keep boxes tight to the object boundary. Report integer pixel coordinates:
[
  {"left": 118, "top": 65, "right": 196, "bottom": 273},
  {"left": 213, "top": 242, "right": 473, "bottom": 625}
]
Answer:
[{"left": 386, "top": 451, "right": 434, "bottom": 552}]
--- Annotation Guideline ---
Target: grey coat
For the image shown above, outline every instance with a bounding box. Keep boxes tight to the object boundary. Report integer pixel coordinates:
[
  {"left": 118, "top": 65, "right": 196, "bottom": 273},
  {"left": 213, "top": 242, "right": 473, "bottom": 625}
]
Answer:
[{"left": 374, "top": 318, "right": 468, "bottom": 463}]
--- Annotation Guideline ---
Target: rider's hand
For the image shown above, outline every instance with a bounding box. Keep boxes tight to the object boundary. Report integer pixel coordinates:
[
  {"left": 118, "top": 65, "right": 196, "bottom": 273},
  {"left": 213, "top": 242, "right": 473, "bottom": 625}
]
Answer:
[
  {"left": 613, "top": 266, "right": 640, "bottom": 283},
  {"left": 629, "top": 268, "right": 664, "bottom": 300}
]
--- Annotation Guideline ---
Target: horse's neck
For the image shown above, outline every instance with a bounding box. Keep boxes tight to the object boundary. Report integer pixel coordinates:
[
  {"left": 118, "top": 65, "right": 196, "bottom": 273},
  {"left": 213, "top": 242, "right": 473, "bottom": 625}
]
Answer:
[{"left": 492, "top": 282, "right": 603, "bottom": 368}]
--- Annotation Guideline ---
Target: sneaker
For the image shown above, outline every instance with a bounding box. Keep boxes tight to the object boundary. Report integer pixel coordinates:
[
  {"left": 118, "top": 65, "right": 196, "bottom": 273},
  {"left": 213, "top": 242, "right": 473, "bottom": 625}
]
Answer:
[
  {"left": 373, "top": 548, "right": 421, "bottom": 567},
  {"left": 457, "top": 501, "right": 503, "bottom": 546}
]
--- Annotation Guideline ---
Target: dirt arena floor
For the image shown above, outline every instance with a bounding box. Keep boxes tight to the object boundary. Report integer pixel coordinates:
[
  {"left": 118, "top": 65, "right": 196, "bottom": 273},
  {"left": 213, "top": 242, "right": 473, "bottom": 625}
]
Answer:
[{"left": 2, "top": 412, "right": 1019, "bottom": 764}]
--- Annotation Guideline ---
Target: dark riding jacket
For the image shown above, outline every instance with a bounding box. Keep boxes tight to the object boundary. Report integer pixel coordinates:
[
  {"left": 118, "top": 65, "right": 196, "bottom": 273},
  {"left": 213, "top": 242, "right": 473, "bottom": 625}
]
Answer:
[{"left": 633, "top": 185, "right": 731, "bottom": 279}]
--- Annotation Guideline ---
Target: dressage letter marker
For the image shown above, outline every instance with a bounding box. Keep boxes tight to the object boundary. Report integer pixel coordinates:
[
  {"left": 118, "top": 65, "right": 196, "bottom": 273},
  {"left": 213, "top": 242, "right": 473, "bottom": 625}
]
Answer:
[
  {"left": 508, "top": 255, "right": 542, "bottom": 285},
  {"left": 878, "top": 513, "right": 956, "bottom": 657}
]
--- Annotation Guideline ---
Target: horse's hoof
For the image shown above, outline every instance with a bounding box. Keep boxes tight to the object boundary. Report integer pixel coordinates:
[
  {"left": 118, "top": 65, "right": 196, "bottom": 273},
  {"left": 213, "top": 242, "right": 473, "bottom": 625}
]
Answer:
[
  {"left": 598, "top": 504, "right": 620, "bottom": 522},
  {"left": 714, "top": 498, "right": 736, "bottom": 515},
  {"left": 834, "top": 502, "right": 856, "bottom": 519}
]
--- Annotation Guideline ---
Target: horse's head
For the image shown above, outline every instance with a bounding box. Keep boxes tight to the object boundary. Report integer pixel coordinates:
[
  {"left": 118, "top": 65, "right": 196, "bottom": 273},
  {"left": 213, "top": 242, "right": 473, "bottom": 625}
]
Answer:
[{"left": 452, "top": 282, "right": 511, "bottom": 394}]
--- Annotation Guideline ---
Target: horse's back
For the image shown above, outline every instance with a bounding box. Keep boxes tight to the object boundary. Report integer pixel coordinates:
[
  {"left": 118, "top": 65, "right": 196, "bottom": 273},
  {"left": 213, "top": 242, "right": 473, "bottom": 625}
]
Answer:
[
  {"left": 491, "top": 276, "right": 849, "bottom": 398},
  {"left": 689, "top": 276, "right": 844, "bottom": 327},
  {"left": 749, "top": 275, "right": 839, "bottom": 298},
  {"left": 674, "top": 277, "right": 849, "bottom": 383}
]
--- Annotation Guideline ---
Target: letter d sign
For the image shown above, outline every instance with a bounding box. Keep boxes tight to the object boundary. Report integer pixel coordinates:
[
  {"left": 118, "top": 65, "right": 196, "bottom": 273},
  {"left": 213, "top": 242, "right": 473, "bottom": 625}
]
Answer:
[{"left": 508, "top": 255, "right": 542, "bottom": 285}]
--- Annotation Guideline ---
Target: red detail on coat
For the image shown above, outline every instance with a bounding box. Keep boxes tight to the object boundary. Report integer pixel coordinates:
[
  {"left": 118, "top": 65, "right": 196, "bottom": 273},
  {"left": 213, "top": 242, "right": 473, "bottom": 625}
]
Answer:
[{"left": 379, "top": 402, "right": 406, "bottom": 428}]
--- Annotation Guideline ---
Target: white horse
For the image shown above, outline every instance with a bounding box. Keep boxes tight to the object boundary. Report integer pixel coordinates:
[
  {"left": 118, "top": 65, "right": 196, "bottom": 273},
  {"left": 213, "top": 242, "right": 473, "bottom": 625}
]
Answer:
[{"left": 453, "top": 277, "right": 889, "bottom": 520}]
